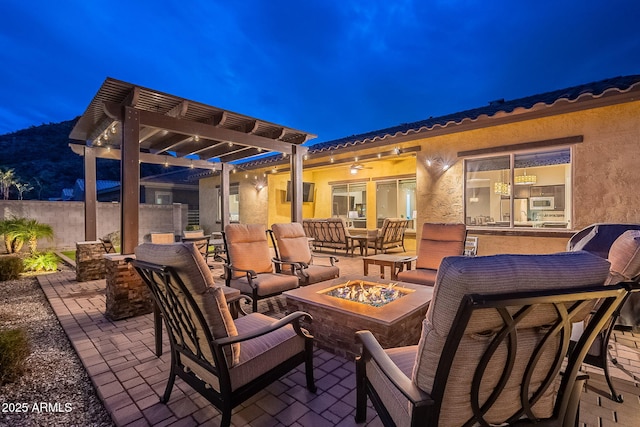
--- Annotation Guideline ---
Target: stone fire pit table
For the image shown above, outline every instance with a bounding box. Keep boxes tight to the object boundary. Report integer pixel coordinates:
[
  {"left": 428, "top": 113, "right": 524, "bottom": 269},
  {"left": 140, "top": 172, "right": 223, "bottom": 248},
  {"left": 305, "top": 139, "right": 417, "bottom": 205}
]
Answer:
[{"left": 284, "top": 274, "right": 433, "bottom": 359}]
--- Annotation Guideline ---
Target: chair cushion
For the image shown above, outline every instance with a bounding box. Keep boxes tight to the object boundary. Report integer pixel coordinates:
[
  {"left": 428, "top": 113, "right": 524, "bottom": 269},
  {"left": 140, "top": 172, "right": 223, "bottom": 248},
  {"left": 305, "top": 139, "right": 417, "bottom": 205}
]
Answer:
[
  {"left": 228, "top": 273, "right": 299, "bottom": 296},
  {"left": 272, "top": 223, "right": 312, "bottom": 264},
  {"left": 135, "top": 243, "right": 240, "bottom": 366},
  {"left": 606, "top": 230, "right": 640, "bottom": 284},
  {"left": 415, "top": 223, "right": 466, "bottom": 270},
  {"left": 396, "top": 268, "right": 437, "bottom": 286},
  {"left": 184, "top": 312, "right": 305, "bottom": 392},
  {"left": 367, "top": 346, "right": 416, "bottom": 426},
  {"left": 299, "top": 264, "right": 340, "bottom": 284},
  {"left": 412, "top": 251, "right": 611, "bottom": 426},
  {"left": 225, "top": 224, "right": 274, "bottom": 278}
]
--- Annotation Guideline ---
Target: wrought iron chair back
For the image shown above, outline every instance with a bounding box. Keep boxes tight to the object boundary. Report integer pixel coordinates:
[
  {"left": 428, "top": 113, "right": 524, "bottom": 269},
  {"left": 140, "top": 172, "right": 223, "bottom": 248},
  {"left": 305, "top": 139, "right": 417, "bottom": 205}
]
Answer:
[
  {"left": 356, "top": 282, "right": 633, "bottom": 426},
  {"left": 131, "top": 258, "right": 316, "bottom": 427}
]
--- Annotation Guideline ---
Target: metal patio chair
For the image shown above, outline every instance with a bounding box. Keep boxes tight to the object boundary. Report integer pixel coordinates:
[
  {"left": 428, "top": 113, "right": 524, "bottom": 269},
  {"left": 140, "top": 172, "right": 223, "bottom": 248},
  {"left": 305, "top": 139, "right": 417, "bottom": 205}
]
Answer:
[
  {"left": 355, "top": 251, "right": 631, "bottom": 426},
  {"left": 222, "top": 223, "right": 300, "bottom": 312},
  {"left": 132, "top": 242, "right": 316, "bottom": 427},
  {"left": 269, "top": 222, "right": 340, "bottom": 286}
]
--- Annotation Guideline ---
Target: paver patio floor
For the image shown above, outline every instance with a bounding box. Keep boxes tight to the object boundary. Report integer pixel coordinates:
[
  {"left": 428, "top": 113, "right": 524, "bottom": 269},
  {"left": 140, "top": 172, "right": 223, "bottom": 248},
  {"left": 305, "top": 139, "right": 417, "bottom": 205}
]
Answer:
[{"left": 37, "top": 253, "right": 640, "bottom": 426}]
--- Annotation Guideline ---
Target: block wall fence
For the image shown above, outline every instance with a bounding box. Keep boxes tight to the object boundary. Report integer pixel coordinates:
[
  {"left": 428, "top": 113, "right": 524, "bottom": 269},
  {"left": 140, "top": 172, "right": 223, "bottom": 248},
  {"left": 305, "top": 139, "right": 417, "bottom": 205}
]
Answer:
[{"left": 0, "top": 200, "right": 188, "bottom": 250}]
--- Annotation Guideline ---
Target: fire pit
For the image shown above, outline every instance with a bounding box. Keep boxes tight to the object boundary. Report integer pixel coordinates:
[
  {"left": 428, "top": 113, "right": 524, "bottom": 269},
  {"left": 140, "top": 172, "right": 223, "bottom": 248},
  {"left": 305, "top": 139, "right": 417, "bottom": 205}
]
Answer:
[
  {"left": 284, "top": 275, "right": 433, "bottom": 358},
  {"left": 321, "top": 280, "right": 410, "bottom": 307}
]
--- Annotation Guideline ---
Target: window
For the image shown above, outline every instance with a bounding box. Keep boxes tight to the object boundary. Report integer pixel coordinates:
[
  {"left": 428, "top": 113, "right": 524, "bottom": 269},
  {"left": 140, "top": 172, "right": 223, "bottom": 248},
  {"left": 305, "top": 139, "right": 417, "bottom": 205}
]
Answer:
[
  {"left": 331, "top": 183, "right": 367, "bottom": 228},
  {"left": 155, "top": 191, "right": 172, "bottom": 205},
  {"left": 376, "top": 178, "right": 416, "bottom": 230},
  {"left": 216, "top": 184, "right": 240, "bottom": 222},
  {"left": 464, "top": 147, "right": 571, "bottom": 229}
]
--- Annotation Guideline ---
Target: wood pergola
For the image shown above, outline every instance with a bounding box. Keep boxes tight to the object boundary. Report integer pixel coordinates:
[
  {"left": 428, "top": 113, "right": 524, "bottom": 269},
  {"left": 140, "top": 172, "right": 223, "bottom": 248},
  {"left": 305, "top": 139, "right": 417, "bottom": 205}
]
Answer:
[{"left": 69, "top": 77, "right": 316, "bottom": 254}]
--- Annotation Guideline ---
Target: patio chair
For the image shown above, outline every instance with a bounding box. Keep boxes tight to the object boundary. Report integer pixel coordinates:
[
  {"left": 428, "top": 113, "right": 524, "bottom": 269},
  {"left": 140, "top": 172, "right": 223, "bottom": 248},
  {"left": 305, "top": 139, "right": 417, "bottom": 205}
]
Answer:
[
  {"left": 181, "top": 232, "right": 211, "bottom": 263},
  {"left": 222, "top": 223, "right": 300, "bottom": 312},
  {"left": 396, "top": 223, "right": 466, "bottom": 286},
  {"left": 366, "top": 218, "right": 410, "bottom": 254},
  {"left": 269, "top": 222, "right": 340, "bottom": 286},
  {"left": 99, "top": 237, "right": 116, "bottom": 254},
  {"left": 132, "top": 242, "right": 316, "bottom": 427},
  {"left": 568, "top": 226, "right": 640, "bottom": 402},
  {"left": 355, "top": 251, "right": 628, "bottom": 427}
]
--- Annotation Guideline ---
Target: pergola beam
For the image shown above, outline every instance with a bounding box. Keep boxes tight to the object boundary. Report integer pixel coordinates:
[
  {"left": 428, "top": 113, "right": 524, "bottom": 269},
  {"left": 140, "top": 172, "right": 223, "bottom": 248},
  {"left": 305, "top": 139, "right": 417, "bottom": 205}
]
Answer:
[{"left": 69, "top": 143, "right": 221, "bottom": 170}]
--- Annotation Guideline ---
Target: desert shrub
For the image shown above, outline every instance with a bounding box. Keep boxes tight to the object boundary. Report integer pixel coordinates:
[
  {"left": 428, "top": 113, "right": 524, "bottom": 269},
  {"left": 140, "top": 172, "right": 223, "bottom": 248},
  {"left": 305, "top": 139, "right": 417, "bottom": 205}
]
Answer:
[
  {"left": 23, "top": 252, "right": 59, "bottom": 272},
  {"left": 0, "top": 328, "right": 30, "bottom": 384},
  {"left": 0, "top": 256, "right": 24, "bottom": 281}
]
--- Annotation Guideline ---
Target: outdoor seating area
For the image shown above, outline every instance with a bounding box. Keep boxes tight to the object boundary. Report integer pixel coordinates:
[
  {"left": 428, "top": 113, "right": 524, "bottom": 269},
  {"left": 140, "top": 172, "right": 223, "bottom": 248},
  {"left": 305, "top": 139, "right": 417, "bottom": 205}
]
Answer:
[{"left": 35, "top": 248, "right": 640, "bottom": 426}]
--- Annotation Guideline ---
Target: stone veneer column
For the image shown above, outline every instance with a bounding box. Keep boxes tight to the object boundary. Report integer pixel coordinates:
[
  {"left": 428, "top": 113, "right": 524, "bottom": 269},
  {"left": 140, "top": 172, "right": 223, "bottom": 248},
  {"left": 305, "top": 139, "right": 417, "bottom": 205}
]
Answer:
[
  {"left": 76, "top": 241, "right": 106, "bottom": 282},
  {"left": 104, "top": 254, "right": 152, "bottom": 321}
]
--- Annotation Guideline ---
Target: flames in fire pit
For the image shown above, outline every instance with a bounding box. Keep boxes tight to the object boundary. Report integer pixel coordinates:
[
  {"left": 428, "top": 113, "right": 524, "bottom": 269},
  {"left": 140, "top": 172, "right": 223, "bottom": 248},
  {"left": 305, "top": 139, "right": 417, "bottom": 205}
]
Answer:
[{"left": 322, "top": 280, "right": 408, "bottom": 307}]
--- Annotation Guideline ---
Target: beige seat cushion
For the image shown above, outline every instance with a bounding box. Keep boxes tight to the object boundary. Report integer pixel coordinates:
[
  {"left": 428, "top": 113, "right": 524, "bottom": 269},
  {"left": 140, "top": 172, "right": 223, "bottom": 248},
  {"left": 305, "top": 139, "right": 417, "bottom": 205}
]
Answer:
[
  {"left": 135, "top": 242, "right": 240, "bottom": 367},
  {"left": 415, "top": 223, "right": 466, "bottom": 270},
  {"left": 412, "top": 251, "right": 611, "bottom": 426},
  {"left": 607, "top": 230, "right": 640, "bottom": 327},
  {"left": 301, "top": 264, "right": 340, "bottom": 283},
  {"left": 606, "top": 230, "right": 640, "bottom": 284},
  {"left": 396, "top": 268, "right": 437, "bottom": 286},
  {"left": 228, "top": 273, "right": 299, "bottom": 296},
  {"left": 225, "top": 224, "right": 274, "bottom": 279},
  {"left": 186, "top": 312, "right": 305, "bottom": 392}
]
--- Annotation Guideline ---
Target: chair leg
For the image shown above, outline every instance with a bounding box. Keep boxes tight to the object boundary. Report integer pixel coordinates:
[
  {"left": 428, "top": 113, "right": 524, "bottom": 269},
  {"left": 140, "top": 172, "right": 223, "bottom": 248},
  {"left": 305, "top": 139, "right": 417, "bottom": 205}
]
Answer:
[
  {"left": 305, "top": 340, "right": 317, "bottom": 393},
  {"left": 220, "top": 407, "right": 232, "bottom": 427},
  {"left": 161, "top": 363, "right": 176, "bottom": 403},
  {"left": 564, "top": 376, "right": 587, "bottom": 427},
  {"left": 355, "top": 356, "right": 367, "bottom": 423},
  {"left": 602, "top": 354, "right": 624, "bottom": 402},
  {"left": 153, "top": 302, "right": 163, "bottom": 357}
]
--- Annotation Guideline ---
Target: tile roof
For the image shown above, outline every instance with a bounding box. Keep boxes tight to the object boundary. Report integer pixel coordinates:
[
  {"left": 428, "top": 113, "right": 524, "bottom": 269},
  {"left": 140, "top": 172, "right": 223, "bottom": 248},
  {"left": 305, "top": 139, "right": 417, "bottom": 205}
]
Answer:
[{"left": 241, "top": 74, "right": 640, "bottom": 168}]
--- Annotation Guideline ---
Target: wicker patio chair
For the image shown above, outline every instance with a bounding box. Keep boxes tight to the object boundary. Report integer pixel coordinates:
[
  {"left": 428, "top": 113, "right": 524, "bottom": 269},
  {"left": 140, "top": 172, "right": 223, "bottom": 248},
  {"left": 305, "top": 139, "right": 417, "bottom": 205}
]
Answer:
[
  {"left": 222, "top": 223, "right": 300, "bottom": 312},
  {"left": 355, "top": 251, "right": 629, "bottom": 427},
  {"left": 269, "top": 222, "right": 340, "bottom": 286},
  {"left": 132, "top": 242, "right": 316, "bottom": 427}
]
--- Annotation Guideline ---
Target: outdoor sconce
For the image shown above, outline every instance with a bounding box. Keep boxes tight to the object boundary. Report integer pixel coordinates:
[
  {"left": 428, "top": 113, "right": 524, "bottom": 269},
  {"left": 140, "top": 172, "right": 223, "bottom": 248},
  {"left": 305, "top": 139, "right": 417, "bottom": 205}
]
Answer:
[
  {"left": 426, "top": 156, "right": 455, "bottom": 172},
  {"left": 254, "top": 178, "right": 267, "bottom": 192}
]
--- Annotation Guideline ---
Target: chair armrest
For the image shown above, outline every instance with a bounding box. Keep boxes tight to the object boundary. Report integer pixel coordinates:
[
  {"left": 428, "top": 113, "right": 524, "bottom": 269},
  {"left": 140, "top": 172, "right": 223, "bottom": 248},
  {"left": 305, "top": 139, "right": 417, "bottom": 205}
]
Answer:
[
  {"left": 356, "top": 330, "right": 433, "bottom": 405},
  {"left": 226, "top": 264, "right": 258, "bottom": 279},
  {"left": 216, "top": 311, "right": 313, "bottom": 346},
  {"left": 272, "top": 259, "right": 304, "bottom": 271},
  {"left": 310, "top": 253, "right": 339, "bottom": 266},
  {"left": 225, "top": 294, "right": 252, "bottom": 316}
]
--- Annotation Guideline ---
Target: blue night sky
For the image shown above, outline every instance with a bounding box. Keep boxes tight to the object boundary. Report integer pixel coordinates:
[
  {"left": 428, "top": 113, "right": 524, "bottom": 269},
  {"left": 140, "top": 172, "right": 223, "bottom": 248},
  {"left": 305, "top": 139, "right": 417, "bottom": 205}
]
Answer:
[{"left": 1, "top": 0, "right": 639, "bottom": 143}]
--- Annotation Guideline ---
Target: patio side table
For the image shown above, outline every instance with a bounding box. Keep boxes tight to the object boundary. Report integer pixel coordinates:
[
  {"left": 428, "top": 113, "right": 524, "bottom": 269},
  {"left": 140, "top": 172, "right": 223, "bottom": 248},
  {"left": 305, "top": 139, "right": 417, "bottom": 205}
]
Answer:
[{"left": 363, "top": 254, "right": 414, "bottom": 280}]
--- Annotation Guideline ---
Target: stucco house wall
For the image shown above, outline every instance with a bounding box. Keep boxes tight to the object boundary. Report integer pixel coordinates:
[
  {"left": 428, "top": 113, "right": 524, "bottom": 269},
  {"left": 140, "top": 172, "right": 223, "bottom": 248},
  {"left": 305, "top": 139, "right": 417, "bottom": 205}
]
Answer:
[
  {"left": 414, "top": 101, "right": 640, "bottom": 254},
  {"left": 196, "top": 84, "right": 639, "bottom": 257}
]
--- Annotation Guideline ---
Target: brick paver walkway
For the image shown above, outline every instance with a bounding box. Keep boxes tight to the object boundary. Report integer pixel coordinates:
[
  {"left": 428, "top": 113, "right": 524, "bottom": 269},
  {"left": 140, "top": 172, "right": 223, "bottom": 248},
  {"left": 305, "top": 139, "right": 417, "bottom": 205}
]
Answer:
[{"left": 37, "top": 255, "right": 640, "bottom": 426}]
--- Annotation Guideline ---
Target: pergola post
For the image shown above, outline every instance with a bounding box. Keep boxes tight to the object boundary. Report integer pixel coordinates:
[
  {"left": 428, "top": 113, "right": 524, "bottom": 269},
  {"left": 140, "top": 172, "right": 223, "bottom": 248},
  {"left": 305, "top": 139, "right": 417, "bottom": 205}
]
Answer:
[
  {"left": 121, "top": 106, "right": 140, "bottom": 255},
  {"left": 290, "top": 145, "right": 304, "bottom": 222},
  {"left": 220, "top": 163, "right": 230, "bottom": 230},
  {"left": 84, "top": 146, "right": 97, "bottom": 241}
]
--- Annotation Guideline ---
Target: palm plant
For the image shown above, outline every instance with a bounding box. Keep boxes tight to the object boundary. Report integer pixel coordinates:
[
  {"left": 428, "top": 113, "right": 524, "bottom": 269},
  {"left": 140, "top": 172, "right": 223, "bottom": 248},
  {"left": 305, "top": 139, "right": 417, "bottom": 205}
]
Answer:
[
  {"left": 0, "top": 218, "right": 54, "bottom": 253},
  {"left": 0, "top": 218, "right": 24, "bottom": 253},
  {"left": 0, "top": 168, "right": 17, "bottom": 200}
]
